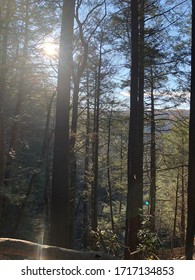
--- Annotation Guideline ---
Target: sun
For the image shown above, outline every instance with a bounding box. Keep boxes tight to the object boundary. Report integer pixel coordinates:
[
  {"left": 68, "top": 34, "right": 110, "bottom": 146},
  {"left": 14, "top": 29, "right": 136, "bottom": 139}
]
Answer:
[{"left": 42, "top": 42, "right": 58, "bottom": 58}]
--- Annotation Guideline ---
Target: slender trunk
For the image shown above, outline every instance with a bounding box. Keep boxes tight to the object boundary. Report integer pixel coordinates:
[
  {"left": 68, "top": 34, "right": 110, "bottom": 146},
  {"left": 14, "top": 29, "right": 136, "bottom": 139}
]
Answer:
[
  {"left": 69, "top": 23, "right": 88, "bottom": 246},
  {"left": 69, "top": 81, "right": 78, "bottom": 245},
  {"left": 107, "top": 108, "right": 114, "bottom": 231},
  {"left": 125, "top": 0, "right": 140, "bottom": 259},
  {"left": 137, "top": 0, "right": 144, "bottom": 221},
  {"left": 180, "top": 163, "right": 185, "bottom": 246},
  {"left": 43, "top": 143, "right": 52, "bottom": 245},
  {"left": 50, "top": 0, "right": 75, "bottom": 248},
  {"left": 91, "top": 42, "right": 102, "bottom": 232},
  {"left": 171, "top": 173, "right": 179, "bottom": 253},
  {"left": 150, "top": 73, "right": 156, "bottom": 231},
  {"left": 83, "top": 72, "right": 90, "bottom": 249},
  {"left": 119, "top": 129, "right": 123, "bottom": 214},
  {"left": 185, "top": 0, "right": 195, "bottom": 260},
  {"left": 91, "top": 78, "right": 97, "bottom": 232},
  {"left": 0, "top": 0, "right": 12, "bottom": 220}
]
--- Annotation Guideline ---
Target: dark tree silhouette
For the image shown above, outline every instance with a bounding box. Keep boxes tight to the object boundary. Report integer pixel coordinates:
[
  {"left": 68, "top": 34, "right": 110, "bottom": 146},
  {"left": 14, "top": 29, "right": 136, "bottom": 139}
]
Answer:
[
  {"left": 185, "top": 0, "right": 195, "bottom": 260},
  {"left": 125, "top": 0, "right": 144, "bottom": 259},
  {"left": 50, "top": 0, "right": 75, "bottom": 249},
  {"left": 0, "top": 0, "right": 11, "bottom": 220}
]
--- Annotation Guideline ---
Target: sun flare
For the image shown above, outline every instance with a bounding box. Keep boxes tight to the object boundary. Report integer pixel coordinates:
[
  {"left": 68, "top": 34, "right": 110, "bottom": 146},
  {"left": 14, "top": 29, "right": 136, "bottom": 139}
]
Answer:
[{"left": 43, "top": 42, "right": 58, "bottom": 58}]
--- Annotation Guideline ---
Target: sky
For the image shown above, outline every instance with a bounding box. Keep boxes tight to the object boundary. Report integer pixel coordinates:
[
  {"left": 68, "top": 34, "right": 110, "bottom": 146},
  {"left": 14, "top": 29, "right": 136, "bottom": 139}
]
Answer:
[{"left": 37, "top": 0, "right": 191, "bottom": 111}]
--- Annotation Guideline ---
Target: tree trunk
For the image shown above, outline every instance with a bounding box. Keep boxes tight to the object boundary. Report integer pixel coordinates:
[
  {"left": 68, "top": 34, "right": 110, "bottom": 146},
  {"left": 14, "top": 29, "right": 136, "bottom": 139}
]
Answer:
[
  {"left": 119, "top": 128, "right": 124, "bottom": 214},
  {"left": 180, "top": 163, "right": 185, "bottom": 247},
  {"left": 185, "top": 0, "right": 195, "bottom": 260},
  {"left": 107, "top": 107, "right": 114, "bottom": 231},
  {"left": 150, "top": 72, "right": 156, "bottom": 231},
  {"left": 0, "top": 238, "right": 118, "bottom": 260},
  {"left": 171, "top": 173, "right": 179, "bottom": 253},
  {"left": 137, "top": 0, "right": 144, "bottom": 223},
  {"left": 125, "top": 0, "right": 141, "bottom": 259},
  {"left": 69, "top": 22, "right": 89, "bottom": 246},
  {"left": 43, "top": 144, "right": 52, "bottom": 245},
  {"left": 50, "top": 0, "right": 75, "bottom": 249},
  {"left": 91, "top": 41, "right": 102, "bottom": 233},
  {"left": 180, "top": 136, "right": 186, "bottom": 247},
  {"left": 83, "top": 72, "right": 91, "bottom": 249},
  {"left": 0, "top": 0, "right": 12, "bottom": 221}
]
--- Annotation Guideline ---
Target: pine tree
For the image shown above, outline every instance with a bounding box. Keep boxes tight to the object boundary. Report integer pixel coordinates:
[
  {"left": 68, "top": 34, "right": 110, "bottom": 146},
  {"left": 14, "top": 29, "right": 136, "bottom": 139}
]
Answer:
[
  {"left": 50, "top": 0, "right": 75, "bottom": 249},
  {"left": 125, "top": 0, "right": 142, "bottom": 259},
  {"left": 185, "top": 0, "right": 195, "bottom": 260}
]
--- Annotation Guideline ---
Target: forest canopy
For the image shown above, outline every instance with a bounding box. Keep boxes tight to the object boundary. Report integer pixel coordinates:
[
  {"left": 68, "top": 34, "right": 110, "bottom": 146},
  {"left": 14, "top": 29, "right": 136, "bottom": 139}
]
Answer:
[{"left": 0, "top": 0, "right": 194, "bottom": 260}]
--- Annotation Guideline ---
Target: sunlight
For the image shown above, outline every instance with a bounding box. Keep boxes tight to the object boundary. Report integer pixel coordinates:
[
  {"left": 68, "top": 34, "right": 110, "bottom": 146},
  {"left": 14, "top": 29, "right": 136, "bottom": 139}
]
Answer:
[
  {"left": 42, "top": 41, "right": 58, "bottom": 58},
  {"left": 36, "top": 225, "right": 45, "bottom": 260}
]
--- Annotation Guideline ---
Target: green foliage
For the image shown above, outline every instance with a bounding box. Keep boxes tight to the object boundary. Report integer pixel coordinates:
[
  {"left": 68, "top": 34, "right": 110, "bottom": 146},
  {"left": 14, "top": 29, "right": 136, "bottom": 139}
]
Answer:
[
  {"left": 90, "top": 228, "right": 121, "bottom": 257},
  {"left": 154, "top": 113, "right": 189, "bottom": 239},
  {"left": 138, "top": 215, "right": 160, "bottom": 259}
]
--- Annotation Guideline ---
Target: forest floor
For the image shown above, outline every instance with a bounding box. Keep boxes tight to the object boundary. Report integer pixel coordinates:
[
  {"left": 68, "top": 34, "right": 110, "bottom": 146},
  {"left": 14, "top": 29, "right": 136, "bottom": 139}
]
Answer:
[{"left": 157, "top": 246, "right": 195, "bottom": 260}]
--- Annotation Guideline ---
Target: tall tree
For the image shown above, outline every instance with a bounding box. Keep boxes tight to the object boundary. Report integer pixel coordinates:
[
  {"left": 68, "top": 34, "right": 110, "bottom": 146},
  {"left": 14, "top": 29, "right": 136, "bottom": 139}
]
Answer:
[
  {"left": 125, "top": 0, "right": 143, "bottom": 259},
  {"left": 185, "top": 0, "right": 195, "bottom": 260},
  {"left": 91, "top": 40, "right": 102, "bottom": 232},
  {"left": 69, "top": 0, "right": 106, "bottom": 245},
  {"left": 83, "top": 71, "right": 91, "bottom": 249},
  {"left": 106, "top": 106, "right": 114, "bottom": 231},
  {"left": 149, "top": 67, "right": 156, "bottom": 231},
  {"left": 0, "top": 0, "right": 13, "bottom": 221},
  {"left": 50, "top": 0, "right": 75, "bottom": 249}
]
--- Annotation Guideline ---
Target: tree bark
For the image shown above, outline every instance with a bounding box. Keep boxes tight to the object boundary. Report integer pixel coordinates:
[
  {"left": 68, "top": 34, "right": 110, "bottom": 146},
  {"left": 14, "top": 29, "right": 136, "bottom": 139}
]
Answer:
[
  {"left": 0, "top": 0, "right": 12, "bottom": 221},
  {"left": 69, "top": 5, "right": 89, "bottom": 245},
  {"left": 171, "top": 173, "right": 179, "bottom": 253},
  {"left": 107, "top": 107, "right": 114, "bottom": 231},
  {"left": 137, "top": 0, "right": 144, "bottom": 223},
  {"left": 185, "top": 0, "right": 195, "bottom": 260},
  {"left": 125, "top": 0, "right": 140, "bottom": 259},
  {"left": 83, "top": 71, "right": 91, "bottom": 249},
  {"left": 180, "top": 163, "right": 185, "bottom": 247},
  {"left": 149, "top": 72, "right": 156, "bottom": 231},
  {"left": 50, "top": 0, "right": 75, "bottom": 249},
  {"left": 91, "top": 40, "right": 102, "bottom": 233},
  {"left": 0, "top": 238, "right": 118, "bottom": 260}
]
